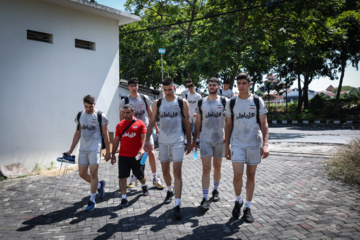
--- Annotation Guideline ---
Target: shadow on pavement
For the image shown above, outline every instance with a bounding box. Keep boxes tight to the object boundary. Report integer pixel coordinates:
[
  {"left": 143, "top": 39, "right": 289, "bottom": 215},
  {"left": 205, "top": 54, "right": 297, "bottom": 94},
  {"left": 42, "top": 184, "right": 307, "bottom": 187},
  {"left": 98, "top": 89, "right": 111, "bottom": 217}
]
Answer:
[{"left": 95, "top": 206, "right": 208, "bottom": 240}]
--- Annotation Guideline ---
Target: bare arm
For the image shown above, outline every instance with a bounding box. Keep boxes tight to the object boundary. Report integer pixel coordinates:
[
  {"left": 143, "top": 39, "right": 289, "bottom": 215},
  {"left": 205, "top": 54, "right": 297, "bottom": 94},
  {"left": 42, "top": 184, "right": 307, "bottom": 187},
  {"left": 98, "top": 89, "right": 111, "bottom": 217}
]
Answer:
[
  {"left": 146, "top": 100, "right": 158, "bottom": 144},
  {"left": 146, "top": 105, "right": 159, "bottom": 133},
  {"left": 191, "top": 112, "right": 201, "bottom": 149},
  {"left": 260, "top": 114, "right": 269, "bottom": 159},
  {"left": 111, "top": 136, "right": 120, "bottom": 165},
  {"left": 102, "top": 123, "right": 110, "bottom": 161},
  {"left": 182, "top": 99, "right": 192, "bottom": 155},
  {"left": 139, "top": 134, "right": 146, "bottom": 155},
  {"left": 224, "top": 115, "right": 233, "bottom": 160},
  {"left": 66, "top": 125, "right": 81, "bottom": 155}
]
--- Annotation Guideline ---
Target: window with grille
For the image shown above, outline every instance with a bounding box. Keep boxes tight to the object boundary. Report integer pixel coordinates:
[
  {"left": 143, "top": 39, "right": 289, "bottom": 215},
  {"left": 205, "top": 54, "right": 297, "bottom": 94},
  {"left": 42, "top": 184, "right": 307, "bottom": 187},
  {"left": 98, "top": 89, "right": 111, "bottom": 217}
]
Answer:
[
  {"left": 27, "top": 30, "right": 53, "bottom": 43},
  {"left": 75, "top": 39, "right": 95, "bottom": 50}
]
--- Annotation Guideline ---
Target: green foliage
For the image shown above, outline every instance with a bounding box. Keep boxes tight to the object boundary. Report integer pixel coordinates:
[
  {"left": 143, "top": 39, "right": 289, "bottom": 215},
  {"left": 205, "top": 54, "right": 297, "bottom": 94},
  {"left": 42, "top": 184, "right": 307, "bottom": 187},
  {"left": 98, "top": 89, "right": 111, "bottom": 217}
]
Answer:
[
  {"left": 327, "top": 137, "right": 360, "bottom": 186},
  {"left": 309, "top": 94, "right": 326, "bottom": 113},
  {"left": 47, "top": 161, "right": 54, "bottom": 170},
  {"left": 33, "top": 163, "right": 41, "bottom": 172},
  {"left": 17, "top": 175, "right": 28, "bottom": 178},
  {"left": 0, "top": 176, "right": 5, "bottom": 181}
]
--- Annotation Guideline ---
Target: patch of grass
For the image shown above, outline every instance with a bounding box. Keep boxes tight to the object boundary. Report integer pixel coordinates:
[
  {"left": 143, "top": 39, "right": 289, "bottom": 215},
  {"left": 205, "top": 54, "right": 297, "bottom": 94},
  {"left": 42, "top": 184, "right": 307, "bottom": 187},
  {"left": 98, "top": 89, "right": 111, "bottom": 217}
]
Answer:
[
  {"left": 0, "top": 176, "right": 6, "bottom": 181},
  {"left": 326, "top": 137, "right": 360, "bottom": 187},
  {"left": 47, "top": 161, "right": 54, "bottom": 170},
  {"left": 17, "top": 175, "right": 28, "bottom": 178},
  {"left": 33, "top": 163, "right": 41, "bottom": 172}
]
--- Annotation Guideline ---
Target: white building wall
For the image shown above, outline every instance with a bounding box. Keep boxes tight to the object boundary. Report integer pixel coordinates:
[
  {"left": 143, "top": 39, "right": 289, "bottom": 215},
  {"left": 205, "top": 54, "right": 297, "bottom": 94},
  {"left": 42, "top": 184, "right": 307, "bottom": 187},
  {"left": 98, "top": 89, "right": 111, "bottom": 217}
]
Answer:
[{"left": 0, "top": 0, "right": 121, "bottom": 170}]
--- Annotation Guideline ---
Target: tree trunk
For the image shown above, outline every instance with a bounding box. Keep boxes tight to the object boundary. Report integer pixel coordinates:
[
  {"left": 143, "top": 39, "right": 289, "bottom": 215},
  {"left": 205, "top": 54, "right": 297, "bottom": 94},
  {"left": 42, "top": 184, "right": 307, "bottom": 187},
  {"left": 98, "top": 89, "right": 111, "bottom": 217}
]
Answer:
[
  {"left": 296, "top": 73, "right": 303, "bottom": 114},
  {"left": 303, "top": 75, "right": 310, "bottom": 110},
  {"left": 334, "top": 58, "right": 346, "bottom": 112}
]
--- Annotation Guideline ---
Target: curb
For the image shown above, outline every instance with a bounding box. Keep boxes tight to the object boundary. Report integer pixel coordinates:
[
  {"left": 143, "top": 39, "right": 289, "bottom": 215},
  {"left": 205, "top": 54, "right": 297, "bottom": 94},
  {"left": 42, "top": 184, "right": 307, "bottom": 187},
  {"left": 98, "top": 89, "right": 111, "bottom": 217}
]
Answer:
[{"left": 269, "top": 120, "right": 360, "bottom": 124}]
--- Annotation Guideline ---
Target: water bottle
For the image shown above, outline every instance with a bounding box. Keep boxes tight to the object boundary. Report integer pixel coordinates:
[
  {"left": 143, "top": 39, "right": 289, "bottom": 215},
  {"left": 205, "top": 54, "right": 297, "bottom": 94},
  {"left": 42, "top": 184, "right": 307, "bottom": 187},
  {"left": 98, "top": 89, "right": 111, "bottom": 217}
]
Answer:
[
  {"left": 140, "top": 152, "right": 148, "bottom": 165},
  {"left": 193, "top": 148, "right": 198, "bottom": 159}
]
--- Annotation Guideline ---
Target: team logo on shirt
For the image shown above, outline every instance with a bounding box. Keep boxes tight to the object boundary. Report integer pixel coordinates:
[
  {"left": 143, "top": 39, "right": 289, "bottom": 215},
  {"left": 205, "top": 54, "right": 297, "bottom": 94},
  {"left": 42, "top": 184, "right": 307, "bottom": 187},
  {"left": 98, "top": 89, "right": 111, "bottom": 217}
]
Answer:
[
  {"left": 122, "top": 132, "right": 136, "bottom": 138},
  {"left": 174, "top": 105, "right": 179, "bottom": 109},
  {"left": 140, "top": 102, "right": 145, "bottom": 105},
  {"left": 133, "top": 126, "right": 138, "bottom": 129},
  {"left": 236, "top": 112, "right": 255, "bottom": 120},
  {"left": 217, "top": 104, "right": 223, "bottom": 109},
  {"left": 250, "top": 105, "right": 255, "bottom": 110},
  {"left": 91, "top": 118, "right": 97, "bottom": 123},
  {"left": 205, "top": 112, "right": 222, "bottom": 118}
]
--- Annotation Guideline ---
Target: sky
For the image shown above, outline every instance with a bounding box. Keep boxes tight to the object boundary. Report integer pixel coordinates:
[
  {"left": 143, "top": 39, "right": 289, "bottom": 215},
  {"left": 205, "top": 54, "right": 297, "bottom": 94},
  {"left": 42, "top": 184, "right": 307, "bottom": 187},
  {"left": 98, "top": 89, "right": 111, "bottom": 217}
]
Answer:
[{"left": 96, "top": 0, "right": 360, "bottom": 92}]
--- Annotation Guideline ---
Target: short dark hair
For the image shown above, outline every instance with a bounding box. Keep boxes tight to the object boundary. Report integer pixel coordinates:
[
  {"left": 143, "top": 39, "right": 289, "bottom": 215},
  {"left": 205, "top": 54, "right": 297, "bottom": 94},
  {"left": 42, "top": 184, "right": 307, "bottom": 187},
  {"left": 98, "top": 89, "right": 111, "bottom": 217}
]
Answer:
[
  {"left": 162, "top": 77, "right": 174, "bottom": 86},
  {"left": 123, "top": 104, "right": 135, "bottom": 112},
  {"left": 188, "top": 82, "right": 194, "bottom": 88},
  {"left": 209, "top": 77, "right": 220, "bottom": 85},
  {"left": 236, "top": 73, "right": 251, "bottom": 82},
  {"left": 128, "top": 78, "right": 139, "bottom": 85},
  {"left": 223, "top": 79, "right": 230, "bottom": 85},
  {"left": 185, "top": 78, "right": 192, "bottom": 84},
  {"left": 83, "top": 95, "right": 95, "bottom": 104}
]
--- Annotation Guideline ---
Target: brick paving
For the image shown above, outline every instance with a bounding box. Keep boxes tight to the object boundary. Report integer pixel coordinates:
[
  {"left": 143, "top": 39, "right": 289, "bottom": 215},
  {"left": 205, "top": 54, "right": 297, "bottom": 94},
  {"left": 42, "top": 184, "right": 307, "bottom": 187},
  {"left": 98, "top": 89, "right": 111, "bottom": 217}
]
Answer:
[{"left": 0, "top": 150, "right": 360, "bottom": 240}]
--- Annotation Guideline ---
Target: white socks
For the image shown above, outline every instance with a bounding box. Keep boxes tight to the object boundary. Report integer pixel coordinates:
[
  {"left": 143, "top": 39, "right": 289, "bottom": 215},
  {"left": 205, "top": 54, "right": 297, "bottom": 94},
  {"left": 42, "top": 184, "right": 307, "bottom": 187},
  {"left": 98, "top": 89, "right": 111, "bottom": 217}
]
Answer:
[{"left": 90, "top": 193, "right": 96, "bottom": 202}]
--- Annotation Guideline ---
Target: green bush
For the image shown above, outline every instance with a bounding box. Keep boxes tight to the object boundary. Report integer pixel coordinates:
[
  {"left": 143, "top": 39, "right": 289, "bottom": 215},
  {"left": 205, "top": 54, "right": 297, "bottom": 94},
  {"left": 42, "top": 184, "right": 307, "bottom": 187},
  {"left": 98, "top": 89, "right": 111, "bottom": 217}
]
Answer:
[
  {"left": 327, "top": 137, "right": 360, "bottom": 186},
  {"left": 309, "top": 94, "right": 327, "bottom": 113}
]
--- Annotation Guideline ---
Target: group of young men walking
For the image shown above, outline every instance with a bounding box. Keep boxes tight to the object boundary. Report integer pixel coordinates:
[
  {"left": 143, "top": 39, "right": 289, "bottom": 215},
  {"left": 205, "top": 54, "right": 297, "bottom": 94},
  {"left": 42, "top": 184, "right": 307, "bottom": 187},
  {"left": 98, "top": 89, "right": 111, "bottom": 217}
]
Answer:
[{"left": 64, "top": 72, "right": 269, "bottom": 222}]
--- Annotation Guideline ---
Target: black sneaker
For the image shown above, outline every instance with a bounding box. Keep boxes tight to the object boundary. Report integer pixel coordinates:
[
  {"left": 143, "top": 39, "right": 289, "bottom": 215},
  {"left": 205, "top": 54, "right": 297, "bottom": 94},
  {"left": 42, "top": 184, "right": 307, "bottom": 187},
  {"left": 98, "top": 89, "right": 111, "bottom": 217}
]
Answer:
[
  {"left": 212, "top": 189, "right": 220, "bottom": 202},
  {"left": 232, "top": 201, "right": 243, "bottom": 219},
  {"left": 243, "top": 208, "right": 254, "bottom": 223},
  {"left": 120, "top": 198, "right": 128, "bottom": 209},
  {"left": 200, "top": 198, "right": 210, "bottom": 210},
  {"left": 164, "top": 191, "right": 174, "bottom": 204},
  {"left": 173, "top": 205, "right": 182, "bottom": 220},
  {"left": 142, "top": 185, "right": 149, "bottom": 196}
]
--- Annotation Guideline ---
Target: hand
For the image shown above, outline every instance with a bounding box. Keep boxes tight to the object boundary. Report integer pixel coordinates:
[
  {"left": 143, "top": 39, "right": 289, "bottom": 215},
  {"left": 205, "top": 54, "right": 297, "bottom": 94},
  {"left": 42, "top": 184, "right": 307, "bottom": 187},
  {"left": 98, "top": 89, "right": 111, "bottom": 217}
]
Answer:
[
  {"left": 192, "top": 113, "right": 197, "bottom": 118},
  {"left": 184, "top": 143, "right": 192, "bottom": 155},
  {"left": 156, "top": 128, "right": 159, "bottom": 135},
  {"left": 144, "top": 144, "right": 150, "bottom": 152},
  {"left": 261, "top": 145, "right": 269, "bottom": 159},
  {"left": 110, "top": 155, "right": 116, "bottom": 165},
  {"left": 105, "top": 151, "right": 110, "bottom": 161},
  {"left": 225, "top": 147, "right": 231, "bottom": 160},
  {"left": 190, "top": 142, "right": 197, "bottom": 151},
  {"left": 139, "top": 148, "right": 145, "bottom": 156},
  {"left": 222, "top": 137, "right": 226, "bottom": 144}
]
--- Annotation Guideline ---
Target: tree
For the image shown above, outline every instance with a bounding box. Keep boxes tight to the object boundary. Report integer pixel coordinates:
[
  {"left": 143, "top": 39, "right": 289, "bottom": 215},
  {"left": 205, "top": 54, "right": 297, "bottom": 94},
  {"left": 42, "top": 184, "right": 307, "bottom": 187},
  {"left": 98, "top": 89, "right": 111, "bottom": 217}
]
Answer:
[{"left": 325, "top": 0, "right": 360, "bottom": 111}]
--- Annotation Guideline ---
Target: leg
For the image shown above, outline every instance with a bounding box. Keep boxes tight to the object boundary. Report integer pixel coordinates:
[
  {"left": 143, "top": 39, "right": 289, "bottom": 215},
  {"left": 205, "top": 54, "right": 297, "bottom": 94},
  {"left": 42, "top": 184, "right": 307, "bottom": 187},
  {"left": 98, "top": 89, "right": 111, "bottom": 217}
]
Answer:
[
  {"left": 232, "top": 162, "right": 245, "bottom": 197},
  {"left": 78, "top": 165, "right": 91, "bottom": 183},
  {"left": 119, "top": 178, "right": 127, "bottom": 195},
  {"left": 89, "top": 165, "right": 99, "bottom": 194},
  {"left": 245, "top": 165, "right": 258, "bottom": 202},
  {"left": 147, "top": 145, "right": 157, "bottom": 174},
  {"left": 161, "top": 161, "right": 172, "bottom": 187},
  {"left": 173, "top": 161, "right": 183, "bottom": 199},
  {"left": 201, "top": 156, "right": 212, "bottom": 190},
  {"left": 213, "top": 157, "right": 222, "bottom": 183}
]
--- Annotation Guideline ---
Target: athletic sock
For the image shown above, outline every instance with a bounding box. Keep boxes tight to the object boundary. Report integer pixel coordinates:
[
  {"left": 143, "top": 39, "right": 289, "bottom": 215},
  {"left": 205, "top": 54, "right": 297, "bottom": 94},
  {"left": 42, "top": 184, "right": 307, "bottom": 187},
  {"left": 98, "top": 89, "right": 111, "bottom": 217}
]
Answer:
[
  {"left": 175, "top": 198, "right": 181, "bottom": 207},
  {"left": 167, "top": 186, "right": 173, "bottom": 192},
  {"left": 202, "top": 189, "right": 209, "bottom": 200},
  {"left": 152, "top": 172, "right": 158, "bottom": 178},
  {"left": 90, "top": 193, "right": 96, "bottom": 202},
  {"left": 213, "top": 181, "right": 220, "bottom": 191},
  {"left": 121, "top": 194, "right": 127, "bottom": 199},
  {"left": 142, "top": 183, "right": 147, "bottom": 187},
  {"left": 97, "top": 182, "right": 101, "bottom": 189},
  {"left": 236, "top": 195, "right": 242, "bottom": 204},
  {"left": 244, "top": 200, "right": 251, "bottom": 210}
]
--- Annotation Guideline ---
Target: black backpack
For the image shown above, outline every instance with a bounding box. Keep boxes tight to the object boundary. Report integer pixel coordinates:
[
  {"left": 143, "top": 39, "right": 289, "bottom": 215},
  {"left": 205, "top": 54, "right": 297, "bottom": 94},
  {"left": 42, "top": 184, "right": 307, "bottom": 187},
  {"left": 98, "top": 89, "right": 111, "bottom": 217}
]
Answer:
[
  {"left": 229, "top": 95, "right": 261, "bottom": 129},
  {"left": 77, "top": 110, "right": 106, "bottom": 149},
  {"left": 156, "top": 97, "right": 186, "bottom": 133},
  {"left": 124, "top": 93, "right": 148, "bottom": 108}
]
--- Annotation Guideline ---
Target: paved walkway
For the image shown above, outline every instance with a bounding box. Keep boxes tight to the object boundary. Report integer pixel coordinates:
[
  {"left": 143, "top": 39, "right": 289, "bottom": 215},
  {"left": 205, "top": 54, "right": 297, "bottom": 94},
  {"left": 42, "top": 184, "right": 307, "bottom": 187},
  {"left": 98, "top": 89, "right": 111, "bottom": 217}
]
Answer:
[{"left": 1, "top": 150, "right": 360, "bottom": 240}]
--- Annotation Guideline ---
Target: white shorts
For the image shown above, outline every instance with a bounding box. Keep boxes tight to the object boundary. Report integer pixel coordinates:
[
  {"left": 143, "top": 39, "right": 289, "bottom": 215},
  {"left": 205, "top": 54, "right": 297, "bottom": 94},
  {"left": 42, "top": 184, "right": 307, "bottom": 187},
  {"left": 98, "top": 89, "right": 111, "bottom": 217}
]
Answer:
[
  {"left": 231, "top": 147, "right": 261, "bottom": 165},
  {"left": 200, "top": 141, "right": 224, "bottom": 159},
  {"left": 158, "top": 143, "right": 184, "bottom": 162},
  {"left": 78, "top": 151, "right": 101, "bottom": 166},
  {"left": 146, "top": 134, "right": 154, "bottom": 146}
]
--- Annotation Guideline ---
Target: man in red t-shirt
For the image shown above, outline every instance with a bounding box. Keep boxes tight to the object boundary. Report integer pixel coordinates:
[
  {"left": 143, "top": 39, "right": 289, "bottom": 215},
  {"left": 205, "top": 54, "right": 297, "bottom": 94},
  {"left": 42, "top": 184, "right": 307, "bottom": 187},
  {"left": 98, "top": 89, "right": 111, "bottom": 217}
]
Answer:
[{"left": 111, "top": 104, "right": 149, "bottom": 208}]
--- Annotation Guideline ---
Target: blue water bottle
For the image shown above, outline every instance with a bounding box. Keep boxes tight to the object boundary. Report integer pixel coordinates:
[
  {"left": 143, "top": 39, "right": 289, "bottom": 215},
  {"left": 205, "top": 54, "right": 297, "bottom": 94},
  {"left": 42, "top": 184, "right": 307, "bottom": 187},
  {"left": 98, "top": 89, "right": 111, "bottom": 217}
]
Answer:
[
  {"left": 140, "top": 152, "right": 148, "bottom": 165},
  {"left": 193, "top": 148, "right": 198, "bottom": 159}
]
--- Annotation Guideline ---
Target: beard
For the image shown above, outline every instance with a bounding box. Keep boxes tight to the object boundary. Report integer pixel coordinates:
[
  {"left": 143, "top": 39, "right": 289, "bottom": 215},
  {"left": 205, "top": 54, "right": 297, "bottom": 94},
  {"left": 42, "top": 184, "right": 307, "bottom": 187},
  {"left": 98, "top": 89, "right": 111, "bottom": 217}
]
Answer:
[{"left": 208, "top": 89, "right": 218, "bottom": 94}]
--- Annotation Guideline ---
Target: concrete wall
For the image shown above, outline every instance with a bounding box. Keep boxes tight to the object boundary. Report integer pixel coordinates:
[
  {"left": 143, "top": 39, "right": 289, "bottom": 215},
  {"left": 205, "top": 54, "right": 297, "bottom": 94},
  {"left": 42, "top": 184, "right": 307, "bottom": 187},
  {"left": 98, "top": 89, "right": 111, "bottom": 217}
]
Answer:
[{"left": 0, "top": 0, "right": 121, "bottom": 170}]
